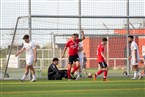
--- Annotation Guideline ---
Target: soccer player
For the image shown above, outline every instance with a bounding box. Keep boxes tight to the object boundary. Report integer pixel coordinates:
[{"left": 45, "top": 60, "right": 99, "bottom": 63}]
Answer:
[
  {"left": 93, "top": 38, "right": 108, "bottom": 81},
  {"left": 61, "top": 31, "right": 85, "bottom": 80},
  {"left": 128, "top": 35, "right": 142, "bottom": 80},
  {"left": 15, "top": 35, "right": 37, "bottom": 82},
  {"left": 48, "top": 58, "right": 68, "bottom": 80},
  {"left": 75, "top": 33, "right": 84, "bottom": 79}
]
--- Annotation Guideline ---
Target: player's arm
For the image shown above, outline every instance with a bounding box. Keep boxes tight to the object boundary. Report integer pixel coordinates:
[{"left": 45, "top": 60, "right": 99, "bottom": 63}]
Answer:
[
  {"left": 128, "top": 55, "right": 132, "bottom": 60},
  {"left": 134, "top": 49, "right": 137, "bottom": 62},
  {"left": 61, "top": 46, "right": 67, "bottom": 58},
  {"left": 15, "top": 47, "right": 25, "bottom": 57},
  {"left": 33, "top": 48, "right": 37, "bottom": 63},
  {"left": 51, "top": 65, "right": 60, "bottom": 73},
  {"left": 81, "top": 30, "right": 85, "bottom": 40},
  {"left": 101, "top": 52, "right": 106, "bottom": 60}
]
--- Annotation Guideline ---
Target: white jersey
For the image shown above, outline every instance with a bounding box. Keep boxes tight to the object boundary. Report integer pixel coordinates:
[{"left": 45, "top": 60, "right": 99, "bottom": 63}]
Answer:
[
  {"left": 78, "top": 42, "right": 84, "bottom": 59},
  {"left": 131, "top": 41, "right": 140, "bottom": 60},
  {"left": 23, "top": 41, "right": 36, "bottom": 57}
]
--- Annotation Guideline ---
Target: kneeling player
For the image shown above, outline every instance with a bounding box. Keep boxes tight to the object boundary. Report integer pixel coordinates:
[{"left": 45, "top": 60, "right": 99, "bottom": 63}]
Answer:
[{"left": 93, "top": 38, "right": 108, "bottom": 81}]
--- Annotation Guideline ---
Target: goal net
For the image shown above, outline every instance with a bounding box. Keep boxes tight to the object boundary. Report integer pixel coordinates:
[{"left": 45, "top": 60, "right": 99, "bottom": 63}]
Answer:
[{"left": 1, "top": 0, "right": 145, "bottom": 79}]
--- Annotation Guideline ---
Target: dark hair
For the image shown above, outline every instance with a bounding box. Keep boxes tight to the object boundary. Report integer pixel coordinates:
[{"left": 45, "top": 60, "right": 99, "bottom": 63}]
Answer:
[
  {"left": 53, "top": 58, "right": 59, "bottom": 62},
  {"left": 102, "top": 37, "right": 107, "bottom": 41},
  {"left": 72, "top": 33, "right": 78, "bottom": 37},
  {"left": 75, "top": 33, "right": 79, "bottom": 37},
  {"left": 23, "top": 34, "right": 29, "bottom": 39},
  {"left": 128, "top": 35, "right": 134, "bottom": 39}
]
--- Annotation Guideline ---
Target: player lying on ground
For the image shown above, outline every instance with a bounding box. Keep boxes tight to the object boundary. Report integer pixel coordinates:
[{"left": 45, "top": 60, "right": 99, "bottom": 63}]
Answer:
[
  {"left": 93, "top": 38, "right": 108, "bottom": 81},
  {"left": 128, "top": 35, "right": 143, "bottom": 80},
  {"left": 15, "top": 34, "right": 37, "bottom": 82},
  {"left": 61, "top": 30, "right": 85, "bottom": 80}
]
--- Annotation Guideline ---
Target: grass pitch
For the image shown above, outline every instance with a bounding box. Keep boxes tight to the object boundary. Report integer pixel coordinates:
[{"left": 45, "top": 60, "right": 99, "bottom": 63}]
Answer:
[{"left": 1, "top": 77, "right": 145, "bottom": 97}]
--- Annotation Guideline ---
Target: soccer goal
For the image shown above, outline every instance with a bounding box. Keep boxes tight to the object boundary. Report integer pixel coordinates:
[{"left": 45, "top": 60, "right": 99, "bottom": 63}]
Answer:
[{"left": 2, "top": 14, "right": 145, "bottom": 80}]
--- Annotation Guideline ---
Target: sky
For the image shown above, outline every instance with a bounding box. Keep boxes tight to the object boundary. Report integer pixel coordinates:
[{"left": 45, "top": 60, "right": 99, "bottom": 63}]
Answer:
[{"left": 0, "top": 0, "right": 145, "bottom": 48}]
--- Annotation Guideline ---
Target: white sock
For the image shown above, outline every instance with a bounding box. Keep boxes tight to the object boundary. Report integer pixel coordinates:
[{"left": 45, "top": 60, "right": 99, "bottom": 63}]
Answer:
[
  {"left": 134, "top": 72, "right": 137, "bottom": 78},
  {"left": 32, "top": 74, "right": 36, "bottom": 80},
  {"left": 137, "top": 71, "right": 141, "bottom": 76},
  {"left": 21, "top": 74, "right": 27, "bottom": 80}
]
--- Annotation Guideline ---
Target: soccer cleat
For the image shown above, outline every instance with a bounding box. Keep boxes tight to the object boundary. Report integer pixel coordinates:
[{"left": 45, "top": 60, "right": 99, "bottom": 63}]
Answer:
[
  {"left": 138, "top": 75, "right": 143, "bottom": 80},
  {"left": 75, "top": 73, "right": 80, "bottom": 80},
  {"left": 30, "top": 79, "right": 36, "bottom": 82},
  {"left": 19, "top": 79, "right": 24, "bottom": 82},
  {"left": 103, "top": 78, "right": 107, "bottom": 81},
  {"left": 68, "top": 79, "right": 72, "bottom": 81},
  {"left": 131, "top": 77, "right": 136, "bottom": 80},
  {"left": 93, "top": 74, "right": 96, "bottom": 81},
  {"left": 70, "top": 73, "right": 75, "bottom": 79}
]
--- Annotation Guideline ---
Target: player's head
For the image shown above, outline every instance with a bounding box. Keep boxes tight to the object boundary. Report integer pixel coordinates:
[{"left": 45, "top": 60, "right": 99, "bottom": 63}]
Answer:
[
  {"left": 52, "top": 58, "right": 59, "bottom": 65},
  {"left": 102, "top": 37, "right": 107, "bottom": 45},
  {"left": 23, "top": 34, "right": 29, "bottom": 43},
  {"left": 75, "top": 33, "right": 79, "bottom": 38},
  {"left": 72, "top": 33, "right": 78, "bottom": 41},
  {"left": 128, "top": 35, "right": 134, "bottom": 43}
]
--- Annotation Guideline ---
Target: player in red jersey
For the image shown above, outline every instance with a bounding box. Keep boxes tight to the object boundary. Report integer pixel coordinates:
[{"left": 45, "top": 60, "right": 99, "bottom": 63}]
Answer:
[
  {"left": 62, "top": 31, "right": 85, "bottom": 80},
  {"left": 93, "top": 38, "right": 108, "bottom": 81}
]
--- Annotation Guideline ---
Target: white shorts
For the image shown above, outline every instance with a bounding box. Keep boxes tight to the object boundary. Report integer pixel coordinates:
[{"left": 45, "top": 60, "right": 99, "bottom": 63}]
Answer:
[
  {"left": 131, "top": 58, "right": 139, "bottom": 66},
  {"left": 26, "top": 56, "right": 34, "bottom": 65}
]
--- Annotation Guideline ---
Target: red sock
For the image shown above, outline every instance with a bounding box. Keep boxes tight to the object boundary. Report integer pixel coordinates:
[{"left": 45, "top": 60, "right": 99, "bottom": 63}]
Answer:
[
  {"left": 67, "top": 69, "right": 71, "bottom": 79},
  {"left": 104, "top": 70, "right": 108, "bottom": 78},
  {"left": 72, "top": 66, "right": 79, "bottom": 74},
  {"left": 96, "top": 70, "right": 103, "bottom": 76}
]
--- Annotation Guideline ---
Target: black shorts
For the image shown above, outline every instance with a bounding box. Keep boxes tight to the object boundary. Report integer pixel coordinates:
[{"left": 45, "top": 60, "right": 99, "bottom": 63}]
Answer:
[
  {"left": 69, "top": 55, "right": 80, "bottom": 65},
  {"left": 99, "top": 62, "right": 108, "bottom": 68}
]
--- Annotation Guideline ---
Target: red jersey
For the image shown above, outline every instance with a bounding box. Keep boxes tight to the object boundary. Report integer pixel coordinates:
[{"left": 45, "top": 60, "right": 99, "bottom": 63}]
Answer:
[
  {"left": 97, "top": 43, "right": 105, "bottom": 62},
  {"left": 66, "top": 39, "right": 81, "bottom": 56}
]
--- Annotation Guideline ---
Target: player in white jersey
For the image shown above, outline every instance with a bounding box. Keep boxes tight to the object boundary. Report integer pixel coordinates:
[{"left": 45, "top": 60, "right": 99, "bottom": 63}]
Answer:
[
  {"left": 128, "top": 35, "right": 142, "bottom": 80},
  {"left": 78, "top": 42, "right": 84, "bottom": 71},
  {"left": 15, "top": 35, "right": 37, "bottom": 82}
]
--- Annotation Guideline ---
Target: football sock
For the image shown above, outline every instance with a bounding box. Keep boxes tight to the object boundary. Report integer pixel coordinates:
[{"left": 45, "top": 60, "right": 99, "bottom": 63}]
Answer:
[
  {"left": 21, "top": 74, "right": 27, "bottom": 80},
  {"left": 134, "top": 71, "right": 137, "bottom": 78},
  {"left": 72, "top": 66, "right": 79, "bottom": 74},
  {"left": 104, "top": 70, "right": 108, "bottom": 78},
  {"left": 96, "top": 70, "right": 103, "bottom": 76},
  {"left": 32, "top": 74, "right": 36, "bottom": 80},
  {"left": 67, "top": 69, "right": 71, "bottom": 79}
]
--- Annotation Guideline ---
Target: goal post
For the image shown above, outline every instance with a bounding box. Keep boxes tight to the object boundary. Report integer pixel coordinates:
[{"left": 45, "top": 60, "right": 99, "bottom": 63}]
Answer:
[{"left": 3, "top": 15, "right": 145, "bottom": 79}]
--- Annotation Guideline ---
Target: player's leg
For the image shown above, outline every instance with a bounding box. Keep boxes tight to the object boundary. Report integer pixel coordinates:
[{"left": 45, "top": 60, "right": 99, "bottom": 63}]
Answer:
[
  {"left": 102, "top": 67, "right": 108, "bottom": 81},
  {"left": 131, "top": 58, "right": 141, "bottom": 80},
  {"left": 82, "top": 63, "right": 87, "bottom": 74},
  {"left": 102, "top": 62, "right": 108, "bottom": 81},
  {"left": 67, "top": 64, "right": 72, "bottom": 80},
  {"left": 74, "top": 61, "right": 81, "bottom": 80},
  {"left": 72, "top": 55, "right": 80, "bottom": 74},
  {"left": 20, "top": 65, "right": 29, "bottom": 81},
  {"left": 93, "top": 63, "right": 103, "bottom": 81},
  {"left": 68, "top": 56, "right": 73, "bottom": 80},
  {"left": 93, "top": 62, "right": 108, "bottom": 81},
  {"left": 79, "top": 57, "right": 83, "bottom": 76},
  {"left": 26, "top": 56, "right": 36, "bottom": 82},
  {"left": 29, "top": 65, "right": 36, "bottom": 81},
  {"left": 132, "top": 65, "right": 141, "bottom": 79}
]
